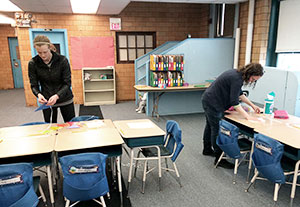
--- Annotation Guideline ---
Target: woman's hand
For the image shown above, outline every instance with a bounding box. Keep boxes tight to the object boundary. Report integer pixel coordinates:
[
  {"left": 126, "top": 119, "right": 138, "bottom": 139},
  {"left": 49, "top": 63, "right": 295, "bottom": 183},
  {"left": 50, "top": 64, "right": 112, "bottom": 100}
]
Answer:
[
  {"left": 38, "top": 93, "right": 47, "bottom": 104},
  {"left": 252, "top": 105, "right": 261, "bottom": 113},
  {"left": 47, "top": 94, "right": 59, "bottom": 106}
]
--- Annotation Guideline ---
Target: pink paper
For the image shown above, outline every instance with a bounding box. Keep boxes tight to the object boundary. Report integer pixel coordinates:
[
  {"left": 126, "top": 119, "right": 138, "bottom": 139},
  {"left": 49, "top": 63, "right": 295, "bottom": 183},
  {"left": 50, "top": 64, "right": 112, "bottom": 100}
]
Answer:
[{"left": 71, "top": 36, "right": 115, "bottom": 69}]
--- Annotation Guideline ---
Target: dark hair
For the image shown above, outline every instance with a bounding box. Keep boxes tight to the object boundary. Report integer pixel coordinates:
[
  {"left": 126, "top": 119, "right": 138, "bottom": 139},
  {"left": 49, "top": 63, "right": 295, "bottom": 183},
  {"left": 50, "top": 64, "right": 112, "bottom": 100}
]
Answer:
[{"left": 237, "top": 63, "right": 264, "bottom": 86}]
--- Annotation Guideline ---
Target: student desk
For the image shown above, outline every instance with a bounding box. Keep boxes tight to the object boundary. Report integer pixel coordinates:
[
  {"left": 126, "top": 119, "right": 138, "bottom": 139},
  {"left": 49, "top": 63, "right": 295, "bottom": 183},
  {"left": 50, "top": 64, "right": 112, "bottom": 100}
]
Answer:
[
  {"left": 225, "top": 112, "right": 300, "bottom": 205},
  {"left": 113, "top": 119, "right": 165, "bottom": 194},
  {"left": 134, "top": 84, "right": 210, "bottom": 118},
  {"left": 0, "top": 124, "right": 56, "bottom": 207},
  {"left": 55, "top": 119, "right": 124, "bottom": 205}
]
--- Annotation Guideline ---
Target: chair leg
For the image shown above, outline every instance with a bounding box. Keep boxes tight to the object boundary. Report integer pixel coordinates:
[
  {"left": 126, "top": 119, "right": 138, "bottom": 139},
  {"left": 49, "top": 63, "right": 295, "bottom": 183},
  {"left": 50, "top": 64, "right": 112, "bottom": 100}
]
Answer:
[
  {"left": 245, "top": 170, "right": 259, "bottom": 192},
  {"left": 65, "top": 199, "right": 70, "bottom": 207},
  {"left": 247, "top": 141, "right": 254, "bottom": 183},
  {"left": 273, "top": 183, "right": 281, "bottom": 204},
  {"left": 172, "top": 162, "right": 182, "bottom": 187},
  {"left": 100, "top": 196, "right": 106, "bottom": 207},
  {"left": 46, "top": 165, "right": 55, "bottom": 207},
  {"left": 38, "top": 184, "right": 47, "bottom": 205},
  {"left": 214, "top": 152, "right": 225, "bottom": 168},
  {"left": 290, "top": 160, "right": 300, "bottom": 207},
  {"left": 134, "top": 150, "right": 141, "bottom": 177},
  {"left": 233, "top": 159, "right": 238, "bottom": 184},
  {"left": 142, "top": 160, "right": 148, "bottom": 194},
  {"left": 165, "top": 158, "right": 168, "bottom": 170},
  {"left": 158, "top": 153, "right": 162, "bottom": 192}
]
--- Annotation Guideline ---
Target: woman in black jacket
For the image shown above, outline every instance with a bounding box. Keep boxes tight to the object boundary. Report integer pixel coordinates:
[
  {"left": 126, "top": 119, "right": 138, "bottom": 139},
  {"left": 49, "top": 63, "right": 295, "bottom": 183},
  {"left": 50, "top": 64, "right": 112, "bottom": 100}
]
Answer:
[
  {"left": 202, "top": 63, "right": 264, "bottom": 168},
  {"left": 28, "top": 35, "right": 75, "bottom": 123}
]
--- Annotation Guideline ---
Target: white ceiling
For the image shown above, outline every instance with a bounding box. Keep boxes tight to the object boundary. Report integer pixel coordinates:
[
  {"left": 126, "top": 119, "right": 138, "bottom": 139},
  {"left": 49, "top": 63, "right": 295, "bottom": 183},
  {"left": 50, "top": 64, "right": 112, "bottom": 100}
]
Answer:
[{"left": 9, "top": 0, "right": 247, "bottom": 15}]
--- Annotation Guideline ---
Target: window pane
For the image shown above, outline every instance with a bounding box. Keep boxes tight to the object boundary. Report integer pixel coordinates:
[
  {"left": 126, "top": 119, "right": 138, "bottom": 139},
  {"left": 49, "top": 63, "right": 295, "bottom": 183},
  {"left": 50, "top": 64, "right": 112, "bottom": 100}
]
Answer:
[
  {"left": 119, "top": 35, "right": 127, "bottom": 47},
  {"left": 145, "top": 35, "right": 153, "bottom": 47},
  {"left": 128, "top": 35, "right": 135, "bottom": 47},
  {"left": 137, "top": 35, "right": 144, "bottom": 47},
  {"left": 137, "top": 49, "right": 145, "bottom": 58},
  {"left": 128, "top": 49, "right": 136, "bottom": 60},
  {"left": 146, "top": 48, "right": 152, "bottom": 53},
  {"left": 119, "top": 49, "right": 127, "bottom": 61}
]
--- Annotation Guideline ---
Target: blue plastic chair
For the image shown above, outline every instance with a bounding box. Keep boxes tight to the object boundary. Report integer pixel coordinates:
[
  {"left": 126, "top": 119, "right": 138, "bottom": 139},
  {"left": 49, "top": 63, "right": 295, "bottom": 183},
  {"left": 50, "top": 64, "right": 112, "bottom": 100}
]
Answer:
[
  {"left": 0, "top": 163, "right": 39, "bottom": 207},
  {"left": 134, "top": 120, "right": 184, "bottom": 193},
  {"left": 70, "top": 115, "right": 100, "bottom": 122},
  {"left": 215, "top": 120, "right": 252, "bottom": 184},
  {"left": 245, "top": 133, "right": 300, "bottom": 205},
  {"left": 59, "top": 152, "right": 109, "bottom": 207}
]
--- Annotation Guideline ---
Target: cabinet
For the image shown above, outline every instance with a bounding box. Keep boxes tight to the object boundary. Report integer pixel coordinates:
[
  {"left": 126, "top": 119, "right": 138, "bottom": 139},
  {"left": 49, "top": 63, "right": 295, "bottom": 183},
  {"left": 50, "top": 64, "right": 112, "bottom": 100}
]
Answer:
[{"left": 82, "top": 66, "right": 116, "bottom": 106}]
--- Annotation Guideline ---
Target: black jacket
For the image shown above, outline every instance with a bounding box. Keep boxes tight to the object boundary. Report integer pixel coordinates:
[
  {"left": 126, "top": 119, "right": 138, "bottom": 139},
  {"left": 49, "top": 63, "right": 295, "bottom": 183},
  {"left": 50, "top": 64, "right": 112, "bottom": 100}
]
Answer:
[{"left": 28, "top": 51, "right": 73, "bottom": 104}]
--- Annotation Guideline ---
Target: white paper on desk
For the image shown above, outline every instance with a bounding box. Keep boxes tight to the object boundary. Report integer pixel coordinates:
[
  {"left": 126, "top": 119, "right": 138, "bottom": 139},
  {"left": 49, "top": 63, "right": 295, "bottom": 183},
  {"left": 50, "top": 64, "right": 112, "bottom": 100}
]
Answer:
[
  {"left": 85, "top": 120, "right": 104, "bottom": 128},
  {"left": 248, "top": 118, "right": 265, "bottom": 123},
  {"left": 127, "top": 122, "right": 154, "bottom": 129}
]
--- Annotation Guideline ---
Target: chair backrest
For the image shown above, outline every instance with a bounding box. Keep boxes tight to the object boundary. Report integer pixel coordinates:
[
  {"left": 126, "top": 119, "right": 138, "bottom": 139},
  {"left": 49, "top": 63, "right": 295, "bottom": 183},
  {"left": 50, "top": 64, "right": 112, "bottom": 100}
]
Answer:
[
  {"left": 59, "top": 152, "right": 109, "bottom": 202},
  {"left": 21, "top": 122, "right": 48, "bottom": 126},
  {"left": 70, "top": 115, "right": 100, "bottom": 122},
  {"left": 216, "top": 120, "right": 241, "bottom": 159},
  {"left": 165, "top": 120, "right": 184, "bottom": 162},
  {"left": 252, "top": 133, "right": 285, "bottom": 184},
  {"left": 0, "top": 163, "right": 39, "bottom": 207}
]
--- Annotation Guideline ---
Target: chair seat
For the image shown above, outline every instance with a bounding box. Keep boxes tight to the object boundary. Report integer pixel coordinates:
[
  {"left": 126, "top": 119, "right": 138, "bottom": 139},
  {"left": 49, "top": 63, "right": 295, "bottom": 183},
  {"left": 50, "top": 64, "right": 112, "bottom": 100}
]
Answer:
[{"left": 141, "top": 145, "right": 172, "bottom": 157}]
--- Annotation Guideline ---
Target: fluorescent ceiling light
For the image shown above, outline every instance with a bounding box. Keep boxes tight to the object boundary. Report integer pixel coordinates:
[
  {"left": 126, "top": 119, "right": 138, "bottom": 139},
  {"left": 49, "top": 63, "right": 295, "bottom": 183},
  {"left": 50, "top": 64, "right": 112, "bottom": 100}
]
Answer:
[
  {"left": 70, "top": 0, "right": 101, "bottom": 14},
  {"left": 0, "top": 0, "right": 22, "bottom": 12}
]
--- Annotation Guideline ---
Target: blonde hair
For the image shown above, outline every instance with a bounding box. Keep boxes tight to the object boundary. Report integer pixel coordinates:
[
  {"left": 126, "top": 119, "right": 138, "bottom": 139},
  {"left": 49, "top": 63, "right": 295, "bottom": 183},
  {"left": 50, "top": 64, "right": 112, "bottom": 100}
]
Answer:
[{"left": 33, "top": 35, "right": 51, "bottom": 48}]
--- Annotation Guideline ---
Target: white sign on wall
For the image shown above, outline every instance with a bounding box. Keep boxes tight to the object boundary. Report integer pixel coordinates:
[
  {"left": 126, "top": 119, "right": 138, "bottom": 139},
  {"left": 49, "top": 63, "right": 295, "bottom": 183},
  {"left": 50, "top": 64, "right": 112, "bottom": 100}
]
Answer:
[{"left": 110, "top": 18, "right": 121, "bottom": 31}]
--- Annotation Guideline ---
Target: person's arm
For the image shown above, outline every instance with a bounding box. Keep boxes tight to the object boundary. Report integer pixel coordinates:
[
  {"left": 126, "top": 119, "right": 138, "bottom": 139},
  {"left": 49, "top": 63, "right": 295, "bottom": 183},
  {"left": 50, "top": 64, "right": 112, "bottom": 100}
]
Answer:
[
  {"left": 28, "top": 60, "right": 47, "bottom": 104},
  {"left": 234, "top": 104, "right": 257, "bottom": 120},
  {"left": 239, "top": 94, "right": 261, "bottom": 113},
  {"left": 55, "top": 57, "right": 72, "bottom": 99}
]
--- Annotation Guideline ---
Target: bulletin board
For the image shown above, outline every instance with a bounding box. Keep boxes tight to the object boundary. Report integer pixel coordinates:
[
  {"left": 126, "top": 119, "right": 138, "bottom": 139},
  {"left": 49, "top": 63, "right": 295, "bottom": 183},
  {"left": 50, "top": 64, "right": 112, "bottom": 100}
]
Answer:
[{"left": 71, "top": 36, "right": 115, "bottom": 69}]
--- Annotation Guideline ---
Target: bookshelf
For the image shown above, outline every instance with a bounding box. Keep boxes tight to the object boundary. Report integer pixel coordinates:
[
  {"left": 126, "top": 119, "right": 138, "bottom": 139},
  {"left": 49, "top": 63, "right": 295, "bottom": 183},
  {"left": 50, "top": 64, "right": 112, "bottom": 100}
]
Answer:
[{"left": 82, "top": 66, "right": 116, "bottom": 106}]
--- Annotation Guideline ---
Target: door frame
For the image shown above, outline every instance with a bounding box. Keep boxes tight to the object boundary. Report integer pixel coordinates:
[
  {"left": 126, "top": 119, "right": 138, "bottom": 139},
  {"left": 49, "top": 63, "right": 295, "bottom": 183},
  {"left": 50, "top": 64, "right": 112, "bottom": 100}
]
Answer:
[{"left": 29, "top": 29, "right": 69, "bottom": 60}]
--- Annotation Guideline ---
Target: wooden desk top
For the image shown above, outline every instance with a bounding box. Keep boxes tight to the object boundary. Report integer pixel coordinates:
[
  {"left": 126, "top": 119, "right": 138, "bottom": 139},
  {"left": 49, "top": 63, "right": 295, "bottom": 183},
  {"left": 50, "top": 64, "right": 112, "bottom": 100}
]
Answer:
[
  {"left": 0, "top": 124, "right": 55, "bottom": 138},
  {"left": 134, "top": 83, "right": 210, "bottom": 93},
  {"left": 55, "top": 128, "right": 124, "bottom": 152},
  {"left": 113, "top": 119, "right": 165, "bottom": 138},
  {"left": 0, "top": 134, "right": 55, "bottom": 158},
  {"left": 225, "top": 112, "right": 300, "bottom": 149}
]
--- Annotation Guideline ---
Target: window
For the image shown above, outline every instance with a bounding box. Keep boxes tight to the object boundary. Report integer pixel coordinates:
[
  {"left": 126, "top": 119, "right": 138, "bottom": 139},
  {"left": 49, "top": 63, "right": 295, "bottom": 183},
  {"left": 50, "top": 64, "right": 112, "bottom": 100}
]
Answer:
[{"left": 116, "top": 32, "right": 156, "bottom": 63}]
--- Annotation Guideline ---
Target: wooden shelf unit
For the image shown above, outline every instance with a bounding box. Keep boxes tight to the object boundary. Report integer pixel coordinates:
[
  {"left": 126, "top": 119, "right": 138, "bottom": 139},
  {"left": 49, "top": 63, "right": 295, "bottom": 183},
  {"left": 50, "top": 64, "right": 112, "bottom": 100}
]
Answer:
[{"left": 82, "top": 67, "right": 116, "bottom": 106}]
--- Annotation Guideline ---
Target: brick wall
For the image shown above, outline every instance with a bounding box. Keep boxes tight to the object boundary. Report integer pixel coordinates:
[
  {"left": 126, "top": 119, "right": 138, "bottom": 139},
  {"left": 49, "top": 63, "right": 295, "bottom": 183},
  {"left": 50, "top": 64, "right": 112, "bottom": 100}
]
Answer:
[
  {"left": 238, "top": 0, "right": 271, "bottom": 68},
  {"left": 0, "top": 25, "right": 15, "bottom": 89},
  {"left": 10, "top": 2, "right": 210, "bottom": 106}
]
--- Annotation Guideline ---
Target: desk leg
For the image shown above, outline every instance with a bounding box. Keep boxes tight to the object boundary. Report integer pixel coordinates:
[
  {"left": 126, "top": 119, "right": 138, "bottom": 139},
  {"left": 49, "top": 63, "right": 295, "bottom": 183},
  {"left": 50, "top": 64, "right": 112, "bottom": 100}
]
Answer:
[
  {"left": 127, "top": 149, "right": 134, "bottom": 197},
  {"left": 116, "top": 156, "right": 123, "bottom": 207},
  {"left": 290, "top": 160, "right": 300, "bottom": 207},
  {"left": 47, "top": 165, "right": 55, "bottom": 207},
  {"left": 152, "top": 92, "right": 164, "bottom": 119}
]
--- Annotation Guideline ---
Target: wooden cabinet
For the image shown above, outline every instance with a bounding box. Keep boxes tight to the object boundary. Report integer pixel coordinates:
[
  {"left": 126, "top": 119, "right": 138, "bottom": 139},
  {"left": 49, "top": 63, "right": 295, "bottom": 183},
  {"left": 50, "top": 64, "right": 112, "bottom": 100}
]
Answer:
[{"left": 82, "top": 67, "right": 116, "bottom": 106}]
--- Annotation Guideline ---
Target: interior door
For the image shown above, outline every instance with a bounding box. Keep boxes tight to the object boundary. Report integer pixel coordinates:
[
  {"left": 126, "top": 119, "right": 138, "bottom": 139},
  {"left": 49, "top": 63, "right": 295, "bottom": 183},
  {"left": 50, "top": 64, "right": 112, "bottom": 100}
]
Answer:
[{"left": 8, "top": 37, "right": 23, "bottom": 88}]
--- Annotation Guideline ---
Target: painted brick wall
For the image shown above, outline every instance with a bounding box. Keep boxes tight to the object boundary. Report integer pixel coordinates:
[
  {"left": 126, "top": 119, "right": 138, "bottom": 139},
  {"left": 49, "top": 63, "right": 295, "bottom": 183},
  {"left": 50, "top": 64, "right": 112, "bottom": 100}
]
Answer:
[
  {"left": 238, "top": 0, "right": 271, "bottom": 68},
  {"left": 0, "top": 25, "right": 15, "bottom": 89},
  {"left": 12, "top": 2, "right": 210, "bottom": 106}
]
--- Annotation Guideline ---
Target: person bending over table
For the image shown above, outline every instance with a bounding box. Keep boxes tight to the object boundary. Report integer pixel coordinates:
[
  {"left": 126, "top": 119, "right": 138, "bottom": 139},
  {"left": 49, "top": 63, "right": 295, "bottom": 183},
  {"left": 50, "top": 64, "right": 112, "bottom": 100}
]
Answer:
[
  {"left": 201, "top": 63, "right": 264, "bottom": 169},
  {"left": 28, "top": 35, "right": 75, "bottom": 123}
]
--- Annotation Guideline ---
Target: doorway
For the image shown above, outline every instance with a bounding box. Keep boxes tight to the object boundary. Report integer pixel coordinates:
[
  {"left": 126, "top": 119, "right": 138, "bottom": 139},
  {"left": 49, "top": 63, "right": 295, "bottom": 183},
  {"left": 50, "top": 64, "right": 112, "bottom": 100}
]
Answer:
[{"left": 8, "top": 37, "right": 23, "bottom": 88}]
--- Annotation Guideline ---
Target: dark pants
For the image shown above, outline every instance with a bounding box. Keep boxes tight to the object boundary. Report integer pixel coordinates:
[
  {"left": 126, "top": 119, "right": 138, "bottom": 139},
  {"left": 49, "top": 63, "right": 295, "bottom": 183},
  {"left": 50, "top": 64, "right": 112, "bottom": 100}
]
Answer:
[
  {"left": 202, "top": 99, "right": 224, "bottom": 159},
  {"left": 42, "top": 102, "right": 75, "bottom": 123}
]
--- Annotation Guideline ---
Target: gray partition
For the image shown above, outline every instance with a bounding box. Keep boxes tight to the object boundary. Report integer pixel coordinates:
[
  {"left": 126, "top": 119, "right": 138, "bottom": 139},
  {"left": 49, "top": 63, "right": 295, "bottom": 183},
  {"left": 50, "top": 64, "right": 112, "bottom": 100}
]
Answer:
[
  {"left": 244, "top": 66, "right": 300, "bottom": 117},
  {"left": 146, "top": 38, "right": 234, "bottom": 116}
]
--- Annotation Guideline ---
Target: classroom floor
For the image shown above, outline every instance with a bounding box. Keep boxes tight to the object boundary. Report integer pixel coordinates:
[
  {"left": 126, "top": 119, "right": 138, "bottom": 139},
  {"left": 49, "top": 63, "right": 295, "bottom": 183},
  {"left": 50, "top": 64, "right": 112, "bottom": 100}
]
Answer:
[{"left": 1, "top": 89, "right": 300, "bottom": 207}]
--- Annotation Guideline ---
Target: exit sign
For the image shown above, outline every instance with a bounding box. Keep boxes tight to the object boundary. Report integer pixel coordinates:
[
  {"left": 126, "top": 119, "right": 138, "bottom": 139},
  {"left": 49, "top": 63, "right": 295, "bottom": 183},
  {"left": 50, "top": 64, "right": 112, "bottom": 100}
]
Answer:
[{"left": 110, "top": 18, "right": 121, "bottom": 31}]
